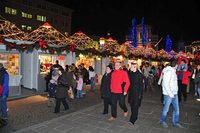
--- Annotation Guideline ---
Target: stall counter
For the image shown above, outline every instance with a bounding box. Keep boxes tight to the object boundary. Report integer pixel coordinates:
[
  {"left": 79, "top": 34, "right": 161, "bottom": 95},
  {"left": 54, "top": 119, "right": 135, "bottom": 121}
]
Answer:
[{"left": 9, "top": 75, "right": 22, "bottom": 96}]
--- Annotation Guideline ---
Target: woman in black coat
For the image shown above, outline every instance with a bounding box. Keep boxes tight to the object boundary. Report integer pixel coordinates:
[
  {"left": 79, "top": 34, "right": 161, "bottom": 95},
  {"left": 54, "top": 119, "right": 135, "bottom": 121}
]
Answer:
[
  {"left": 128, "top": 63, "right": 143, "bottom": 125},
  {"left": 100, "top": 65, "right": 113, "bottom": 114},
  {"left": 54, "top": 68, "right": 69, "bottom": 114}
]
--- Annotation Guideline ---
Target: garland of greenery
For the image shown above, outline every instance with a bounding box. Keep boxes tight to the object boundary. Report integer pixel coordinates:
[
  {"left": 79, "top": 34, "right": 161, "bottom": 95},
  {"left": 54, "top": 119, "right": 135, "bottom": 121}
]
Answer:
[{"left": 1, "top": 38, "right": 195, "bottom": 62}]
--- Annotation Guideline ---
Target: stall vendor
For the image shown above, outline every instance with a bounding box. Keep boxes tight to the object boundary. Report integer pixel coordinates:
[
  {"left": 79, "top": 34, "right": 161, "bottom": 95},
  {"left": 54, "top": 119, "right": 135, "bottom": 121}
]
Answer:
[{"left": 40, "top": 62, "right": 46, "bottom": 72}]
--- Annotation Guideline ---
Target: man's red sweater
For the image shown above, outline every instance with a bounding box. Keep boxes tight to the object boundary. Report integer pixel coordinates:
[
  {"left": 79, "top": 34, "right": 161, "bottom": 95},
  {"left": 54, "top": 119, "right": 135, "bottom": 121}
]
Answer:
[{"left": 110, "top": 68, "right": 130, "bottom": 93}]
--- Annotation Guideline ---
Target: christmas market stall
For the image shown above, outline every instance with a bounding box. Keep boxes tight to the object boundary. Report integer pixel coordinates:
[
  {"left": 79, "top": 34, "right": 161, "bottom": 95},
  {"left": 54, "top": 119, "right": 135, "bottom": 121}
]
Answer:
[{"left": 0, "top": 15, "right": 24, "bottom": 96}]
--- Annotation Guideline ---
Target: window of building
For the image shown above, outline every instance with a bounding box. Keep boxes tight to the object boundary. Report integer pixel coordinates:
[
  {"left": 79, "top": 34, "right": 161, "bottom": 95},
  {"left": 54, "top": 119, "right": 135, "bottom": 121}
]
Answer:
[
  {"left": 5, "top": 7, "right": 17, "bottom": 15},
  {"left": 27, "top": 26, "right": 32, "bottom": 31},
  {"left": 62, "top": 11, "right": 65, "bottom": 15},
  {"left": 38, "top": 4, "right": 41, "bottom": 9},
  {"left": 66, "top": 12, "right": 69, "bottom": 16},
  {"left": 42, "top": 5, "right": 46, "bottom": 10},
  {"left": 50, "top": 18, "right": 53, "bottom": 23},
  {"left": 28, "top": 14, "right": 32, "bottom": 18},
  {"left": 54, "top": 19, "right": 57, "bottom": 24},
  {"left": 55, "top": 9, "right": 58, "bottom": 13},
  {"left": 22, "top": 25, "right": 26, "bottom": 30},
  {"left": 50, "top": 8, "right": 54, "bottom": 12},
  {"left": 28, "top": 1, "right": 32, "bottom": 6},
  {"left": 65, "top": 22, "right": 68, "bottom": 27},
  {"left": 23, "top": 0, "right": 27, "bottom": 5},
  {"left": 61, "top": 21, "right": 64, "bottom": 26},
  {"left": 22, "top": 12, "right": 27, "bottom": 18},
  {"left": 65, "top": 32, "right": 68, "bottom": 37},
  {"left": 62, "top": 11, "right": 69, "bottom": 16},
  {"left": 37, "top": 15, "right": 46, "bottom": 22}
]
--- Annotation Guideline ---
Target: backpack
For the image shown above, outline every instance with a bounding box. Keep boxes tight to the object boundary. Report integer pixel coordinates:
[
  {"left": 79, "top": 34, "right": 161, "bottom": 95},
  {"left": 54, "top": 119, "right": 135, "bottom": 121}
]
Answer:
[
  {"left": 93, "top": 74, "right": 98, "bottom": 82},
  {"left": 0, "top": 86, "right": 4, "bottom": 97}
]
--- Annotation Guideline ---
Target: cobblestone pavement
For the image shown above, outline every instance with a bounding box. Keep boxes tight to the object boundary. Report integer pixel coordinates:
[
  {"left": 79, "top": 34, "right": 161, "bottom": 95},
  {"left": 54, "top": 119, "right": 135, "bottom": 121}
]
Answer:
[
  {"left": 0, "top": 84, "right": 102, "bottom": 133},
  {"left": 1, "top": 84, "right": 200, "bottom": 133}
]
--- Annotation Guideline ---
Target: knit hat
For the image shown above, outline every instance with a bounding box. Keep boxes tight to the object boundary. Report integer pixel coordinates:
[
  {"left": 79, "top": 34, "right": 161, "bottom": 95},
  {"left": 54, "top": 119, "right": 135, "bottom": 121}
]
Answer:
[
  {"left": 106, "top": 64, "right": 113, "bottom": 70},
  {"left": 0, "top": 63, "right": 4, "bottom": 69}
]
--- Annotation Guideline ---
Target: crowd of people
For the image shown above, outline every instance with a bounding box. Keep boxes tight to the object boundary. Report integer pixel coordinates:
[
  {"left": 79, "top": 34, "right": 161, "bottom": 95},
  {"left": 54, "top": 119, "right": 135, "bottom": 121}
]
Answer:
[{"left": 1, "top": 56, "right": 200, "bottom": 128}]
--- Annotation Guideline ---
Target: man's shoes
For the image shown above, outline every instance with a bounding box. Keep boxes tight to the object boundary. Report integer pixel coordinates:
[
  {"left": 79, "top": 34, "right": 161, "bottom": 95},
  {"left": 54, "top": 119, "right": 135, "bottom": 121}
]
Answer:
[
  {"left": 173, "top": 123, "right": 184, "bottom": 128},
  {"left": 161, "top": 122, "right": 168, "bottom": 128},
  {"left": 129, "top": 121, "right": 134, "bottom": 125},
  {"left": 124, "top": 111, "right": 128, "bottom": 117},
  {"left": 108, "top": 117, "right": 116, "bottom": 121}
]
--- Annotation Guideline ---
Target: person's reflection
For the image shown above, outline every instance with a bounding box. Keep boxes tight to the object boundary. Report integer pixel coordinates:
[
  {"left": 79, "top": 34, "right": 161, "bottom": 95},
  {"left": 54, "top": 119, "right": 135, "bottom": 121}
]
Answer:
[{"left": 40, "top": 62, "right": 46, "bottom": 72}]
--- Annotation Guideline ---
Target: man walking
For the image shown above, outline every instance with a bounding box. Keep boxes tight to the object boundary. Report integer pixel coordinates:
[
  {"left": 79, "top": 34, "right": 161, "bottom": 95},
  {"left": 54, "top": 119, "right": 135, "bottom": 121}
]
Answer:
[
  {"left": 0, "top": 63, "right": 9, "bottom": 120},
  {"left": 160, "top": 61, "right": 183, "bottom": 128},
  {"left": 144, "top": 62, "right": 151, "bottom": 92},
  {"left": 81, "top": 63, "right": 88, "bottom": 95},
  {"left": 109, "top": 61, "right": 130, "bottom": 121}
]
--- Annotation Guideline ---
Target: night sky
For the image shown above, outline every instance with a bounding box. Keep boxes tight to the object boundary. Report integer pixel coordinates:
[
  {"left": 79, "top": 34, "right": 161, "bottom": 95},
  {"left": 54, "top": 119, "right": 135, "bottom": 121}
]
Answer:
[{"left": 47, "top": 0, "right": 200, "bottom": 49}]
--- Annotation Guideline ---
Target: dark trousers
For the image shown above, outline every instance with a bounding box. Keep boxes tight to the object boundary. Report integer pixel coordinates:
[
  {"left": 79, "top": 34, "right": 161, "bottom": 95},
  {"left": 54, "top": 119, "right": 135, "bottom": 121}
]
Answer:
[
  {"left": 111, "top": 93, "right": 127, "bottom": 118},
  {"left": 103, "top": 97, "right": 112, "bottom": 113},
  {"left": 46, "top": 81, "right": 49, "bottom": 91},
  {"left": 130, "top": 105, "right": 139, "bottom": 124},
  {"left": 55, "top": 98, "right": 69, "bottom": 113},
  {"left": 144, "top": 77, "right": 148, "bottom": 91},
  {"left": 178, "top": 80, "right": 187, "bottom": 101}
]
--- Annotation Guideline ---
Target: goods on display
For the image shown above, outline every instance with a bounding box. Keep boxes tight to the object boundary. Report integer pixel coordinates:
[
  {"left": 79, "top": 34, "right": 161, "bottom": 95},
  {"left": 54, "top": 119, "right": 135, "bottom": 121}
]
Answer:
[{"left": 0, "top": 54, "right": 19, "bottom": 76}]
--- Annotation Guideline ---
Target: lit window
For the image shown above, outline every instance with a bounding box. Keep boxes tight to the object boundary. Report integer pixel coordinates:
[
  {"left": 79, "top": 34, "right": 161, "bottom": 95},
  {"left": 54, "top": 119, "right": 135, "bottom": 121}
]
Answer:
[
  {"left": 5, "top": 7, "right": 11, "bottom": 14},
  {"left": 65, "top": 32, "right": 68, "bottom": 37},
  {"left": 12, "top": 9, "right": 17, "bottom": 15},
  {"left": 22, "top": 12, "right": 27, "bottom": 17},
  {"left": 5, "top": 7, "right": 17, "bottom": 15},
  {"left": 37, "top": 15, "right": 46, "bottom": 22},
  {"left": 28, "top": 14, "right": 32, "bottom": 18},
  {"left": 27, "top": 26, "right": 32, "bottom": 31},
  {"left": 22, "top": 25, "right": 26, "bottom": 30}
]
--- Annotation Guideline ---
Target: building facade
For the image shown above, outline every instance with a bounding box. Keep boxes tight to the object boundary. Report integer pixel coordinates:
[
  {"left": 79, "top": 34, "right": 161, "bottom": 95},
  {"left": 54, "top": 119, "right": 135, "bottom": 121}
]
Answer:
[
  {"left": 0, "top": 0, "right": 74, "bottom": 36},
  {"left": 126, "top": 24, "right": 159, "bottom": 51}
]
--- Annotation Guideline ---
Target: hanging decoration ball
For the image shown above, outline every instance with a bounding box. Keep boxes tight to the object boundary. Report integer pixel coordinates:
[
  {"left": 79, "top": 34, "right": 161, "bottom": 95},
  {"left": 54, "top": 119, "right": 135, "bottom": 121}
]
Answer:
[
  {"left": 69, "top": 43, "right": 75, "bottom": 51},
  {"left": 195, "top": 50, "right": 200, "bottom": 63}
]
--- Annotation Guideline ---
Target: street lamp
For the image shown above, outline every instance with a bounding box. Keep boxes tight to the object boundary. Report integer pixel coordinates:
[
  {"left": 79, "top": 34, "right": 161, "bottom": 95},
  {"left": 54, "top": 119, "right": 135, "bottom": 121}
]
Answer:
[{"left": 99, "top": 37, "right": 105, "bottom": 50}]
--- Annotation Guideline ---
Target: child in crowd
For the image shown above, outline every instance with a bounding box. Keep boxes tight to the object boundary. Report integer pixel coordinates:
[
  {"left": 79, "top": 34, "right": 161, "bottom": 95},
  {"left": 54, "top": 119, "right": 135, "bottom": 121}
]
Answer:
[
  {"left": 76, "top": 74, "right": 83, "bottom": 98},
  {"left": 48, "top": 68, "right": 59, "bottom": 107},
  {"left": 147, "top": 71, "right": 154, "bottom": 92},
  {"left": 177, "top": 52, "right": 188, "bottom": 72}
]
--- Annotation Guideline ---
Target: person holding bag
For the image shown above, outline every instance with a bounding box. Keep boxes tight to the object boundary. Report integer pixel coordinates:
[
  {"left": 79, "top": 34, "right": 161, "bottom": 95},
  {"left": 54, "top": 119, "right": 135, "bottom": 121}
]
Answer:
[{"left": 54, "top": 68, "right": 69, "bottom": 114}]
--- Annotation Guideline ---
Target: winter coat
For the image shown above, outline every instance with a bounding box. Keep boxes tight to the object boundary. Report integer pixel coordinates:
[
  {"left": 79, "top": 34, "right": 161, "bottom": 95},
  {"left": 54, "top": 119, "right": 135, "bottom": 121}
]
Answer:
[
  {"left": 81, "top": 68, "right": 89, "bottom": 83},
  {"left": 156, "top": 69, "right": 162, "bottom": 78},
  {"left": 76, "top": 77, "right": 83, "bottom": 90},
  {"left": 48, "top": 84, "right": 56, "bottom": 98},
  {"left": 194, "top": 73, "right": 200, "bottom": 88},
  {"left": 144, "top": 66, "right": 152, "bottom": 77},
  {"left": 110, "top": 68, "right": 130, "bottom": 93},
  {"left": 128, "top": 70, "right": 143, "bottom": 106},
  {"left": 162, "top": 66, "right": 178, "bottom": 98},
  {"left": 148, "top": 74, "right": 154, "bottom": 84},
  {"left": 177, "top": 70, "right": 191, "bottom": 85},
  {"left": 0, "top": 68, "right": 9, "bottom": 96},
  {"left": 101, "top": 72, "right": 112, "bottom": 98},
  {"left": 55, "top": 73, "right": 67, "bottom": 98},
  {"left": 66, "top": 70, "right": 75, "bottom": 89}
]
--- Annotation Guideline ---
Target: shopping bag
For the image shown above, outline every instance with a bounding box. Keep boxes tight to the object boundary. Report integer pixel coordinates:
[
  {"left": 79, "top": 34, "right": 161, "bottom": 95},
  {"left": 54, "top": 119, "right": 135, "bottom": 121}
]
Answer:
[
  {"left": 68, "top": 87, "right": 74, "bottom": 99},
  {"left": 0, "top": 86, "right": 4, "bottom": 97}
]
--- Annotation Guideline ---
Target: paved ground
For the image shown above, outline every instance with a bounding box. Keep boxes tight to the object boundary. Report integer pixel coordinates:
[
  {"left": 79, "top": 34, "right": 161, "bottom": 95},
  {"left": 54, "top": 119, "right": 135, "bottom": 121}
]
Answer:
[{"left": 1, "top": 84, "right": 200, "bottom": 133}]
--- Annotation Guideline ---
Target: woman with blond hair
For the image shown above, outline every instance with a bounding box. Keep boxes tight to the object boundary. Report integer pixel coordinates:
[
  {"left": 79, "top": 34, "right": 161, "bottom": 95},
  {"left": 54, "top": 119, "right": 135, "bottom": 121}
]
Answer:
[{"left": 128, "top": 63, "right": 143, "bottom": 125}]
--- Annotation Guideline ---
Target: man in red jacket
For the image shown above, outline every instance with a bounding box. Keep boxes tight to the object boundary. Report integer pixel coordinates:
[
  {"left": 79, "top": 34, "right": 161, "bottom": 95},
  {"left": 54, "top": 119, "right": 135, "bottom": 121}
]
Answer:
[{"left": 109, "top": 61, "right": 130, "bottom": 121}]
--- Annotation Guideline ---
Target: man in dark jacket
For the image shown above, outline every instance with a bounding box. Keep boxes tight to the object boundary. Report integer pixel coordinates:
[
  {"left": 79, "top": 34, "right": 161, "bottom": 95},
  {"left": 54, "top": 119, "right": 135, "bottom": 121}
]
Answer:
[
  {"left": 0, "top": 63, "right": 9, "bottom": 120},
  {"left": 101, "top": 65, "right": 113, "bottom": 114},
  {"left": 81, "top": 63, "right": 89, "bottom": 95}
]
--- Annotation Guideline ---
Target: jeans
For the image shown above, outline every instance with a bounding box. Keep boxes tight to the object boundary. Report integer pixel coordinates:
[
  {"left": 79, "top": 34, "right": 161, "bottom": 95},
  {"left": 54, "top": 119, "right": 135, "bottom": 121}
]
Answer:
[
  {"left": 76, "top": 90, "right": 83, "bottom": 98},
  {"left": 195, "top": 84, "right": 198, "bottom": 93},
  {"left": 144, "top": 77, "right": 148, "bottom": 91},
  {"left": 82, "top": 83, "right": 86, "bottom": 94},
  {"left": 198, "top": 88, "right": 200, "bottom": 98},
  {"left": 178, "top": 64, "right": 188, "bottom": 70},
  {"left": 0, "top": 96, "right": 8, "bottom": 119},
  {"left": 160, "top": 94, "right": 179, "bottom": 125}
]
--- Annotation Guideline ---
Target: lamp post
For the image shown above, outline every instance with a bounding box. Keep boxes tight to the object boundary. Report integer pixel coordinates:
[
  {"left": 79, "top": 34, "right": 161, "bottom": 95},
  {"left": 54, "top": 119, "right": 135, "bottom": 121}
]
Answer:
[{"left": 99, "top": 37, "right": 105, "bottom": 50}]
